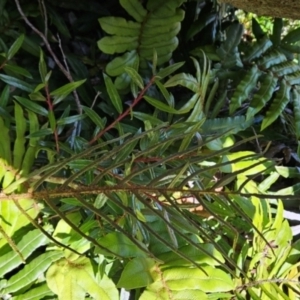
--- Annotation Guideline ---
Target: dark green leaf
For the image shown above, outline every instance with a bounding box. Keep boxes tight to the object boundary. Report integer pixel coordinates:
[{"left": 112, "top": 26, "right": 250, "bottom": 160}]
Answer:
[
  {"left": 0, "top": 74, "right": 33, "bottom": 92},
  {"left": 252, "top": 18, "right": 265, "bottom": 39},
  {"left": 82, "top": 106, "right": 106, "bottom": 129},
  {"left": 156, "top": 62, "right": 185, "bottom": 79},
  {"left": 14, "top": 96, "right": 48, "bottom": 116},
  {"left": 98, "top": 36, "right": 138, "bottom": 55},
  {"left": 261, "top": 79, "right": 291, "bottom": 130},
  {"left": 271, "top": 18, "right": 283, "bottom": 46},
  {"left": 28, "top": 128, "right": 53, "bottom": 138},
  {"left": 57, "top": 114, "right": 86, "bottom": 125},
  {"left": 3, "top": 64, "right": 32, "bottom": 78},
  {"left": 7, "top": 34, "right": 24, "bottom": 60},
  {"left": 124, "top": 66, "right": 144, "bottom": 89},
  {"left": 117, "top": 258, "right": 155, "bottom": 289},
  {"left": 50, "top": 79, "right": 86, "bottom": 97},
  {"left": 103, "top": 73, "right": 123, "bottom": 113},
  {"left": 39, "top": 49, "right": 48, "bottom": 83},
  {"left": 99, "top": 16, "right": 141, "bottom": 36},
  {"left": 120, "top": 0, "right": 147, "bottom": 22},
  {"left": 144, "top": 96, "right": 179, "bottom": 114},
  {"left": 282, "top": 27, "right": 300, "bottom": 44},
  {"left": 97, "top": 232, "right": 147, "bottom": 257}
]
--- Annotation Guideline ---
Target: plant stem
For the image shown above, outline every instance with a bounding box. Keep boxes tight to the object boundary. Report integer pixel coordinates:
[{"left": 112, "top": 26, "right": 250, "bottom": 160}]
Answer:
[{"left": 88, "top": 76, "right": 156, "bottom": 145}]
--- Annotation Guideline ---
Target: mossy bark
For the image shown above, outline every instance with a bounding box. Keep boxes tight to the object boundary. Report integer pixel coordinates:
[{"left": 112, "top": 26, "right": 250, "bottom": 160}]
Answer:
[{"left": 218, "top": 0, "right": 300, "bottom": 19}]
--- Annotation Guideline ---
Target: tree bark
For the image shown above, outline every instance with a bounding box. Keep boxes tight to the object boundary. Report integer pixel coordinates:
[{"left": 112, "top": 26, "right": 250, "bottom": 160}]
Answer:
[{"left": 218, "top": 0, "right": 300, "bottom": 19}]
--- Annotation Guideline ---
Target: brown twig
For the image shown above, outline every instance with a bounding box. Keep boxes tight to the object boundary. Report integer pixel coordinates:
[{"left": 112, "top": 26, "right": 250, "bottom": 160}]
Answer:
[
  {"left": 91, "top": 91, "right": 101, "bottom": 109},
  {"left": 14, "top": 0, "right": 82, "bottom": 116},
  {"left": 57, "top": 33, "right": 82, "bottom": 115},
  {"left": 44, "top": 82, "right": 60, "bottom": 152},
  {"left": 15, "top": 0, "right": 67, "bottom": 78},
  {"left": 1, "top": 186, "right": 299, "bottom": 202},
  {"left": 38, "top": 0, "right": 48, "bottom": 38}
]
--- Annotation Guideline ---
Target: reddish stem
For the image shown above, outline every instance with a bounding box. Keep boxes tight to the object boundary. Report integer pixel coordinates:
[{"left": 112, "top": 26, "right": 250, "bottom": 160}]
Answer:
[
  {"left": 45, "top": 84, "right": 59, "bottom": 152},
  {"left": 89, "top": 76, "right": 156, "bottom": 145}
]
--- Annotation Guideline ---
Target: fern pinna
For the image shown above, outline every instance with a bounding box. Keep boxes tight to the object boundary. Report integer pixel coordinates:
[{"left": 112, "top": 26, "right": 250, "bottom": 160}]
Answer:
[
  {"left": 192, "top": 20, "right": 300, "bottom": 144},
  {"left": 98, "top": 0, "right": 185, "bottom": 90}
]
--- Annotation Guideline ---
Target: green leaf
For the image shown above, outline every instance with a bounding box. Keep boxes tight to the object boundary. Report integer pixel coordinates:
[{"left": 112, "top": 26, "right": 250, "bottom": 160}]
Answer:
[
  {"left": 261, "top": 79, "right": 291, "bottom": 130},
  {"left": 120, "top": 0, "right": 148, "bottom": 22},
  {"left": 141, "top": 265, "right": 232, "bottom": 299},
  {"left": 47, "top": 257, "right": 118, "bottom": 300},
  {"left": 56, "top": 114, "right": 86, "bottom": 125},
  {"left": 139, "top": 37, "right": 179, "bottom": 62},
  {"left": 4, "top": 251, "right": 63, "bottom": 294},
  {"left": 244, "top": 35, "right": 273, "bottom": 62},
  {"left": 114, "top": 72, "right": 131, "bottom": 90},
  {"left": 282, "top": 27, "right": 300, "bottom": 44},
  {"left": 270, "top": 61, "right": 300, "bottom": 77},
  {"left": 49, "top": 111, "right": 56, "bottom": 132},
  {"left": 3, "top": 64, "right": 32, "bottom": 78},
  {"left": 39, "top": 49, "right": 48, "bottom": 83},
  {"left": 29, "top": 91, "right": 46, "bottom": 101},
  {"left": 141, "top": 289, "right": 208, "bottom": 300},
  {"left": 162, "top": 266, "right": 234, "bottom": 292},
  {"left": 13, "top": 102, "right": 26, "bottom": 170},
  {"left": 0, "top": 74, "right": 33, "bottom": 92},
  {"left": 186, "top": 13, "right": 216, "bottom": 41},
  {"left": 48, "top": 6, "right": 71, "bottom": 38},
  {"left": 230, "top": 65, "right": 261, "bottom": 114},
  {"left": 82, "top": 106, "right": 106, "bottom": 129},
  {"left": 117, "top": 258, "right": 155, "bottom": 289},
  {"left": 220, "top": 151, "right": 273, "bottom": 175},
  {"left": 156, "top": 62, "right": 185, "bottom": 79},
  {"left": 280, "top": 43, "right": 300, "bottom": 54},
  {"left": 271, "top": 18, "right": 283, "bottom": 46},
  {"left": 0, "top": 229, "right": 49, "bottom": 278},
  {"left": 0, "top": 120, "right": 11, "bottom": 164},
  {"left": 98, "top": 36, "right": 138, "bottom": 55},
  {"left": 219, "top": 23, "right": 244, "bottom": 57},
  {"left": 293, "top": 88, "right": 300, "bottom": 140},
  {"left": 114, "top": 136, "right": 140, "bottom": 163},
  {"left": 158, "top": 244, "right": 225, "bottom": 267},
  {"left": 201, "top": 116, "right": 252, "bottom": 134},
  {"left": 164, "top": 73, "right": 198, "bottom": 93},
  {"left": 28, "top": 128, "right": 52, "bottom": 138},
  {"left": 152, "top": 48, "right": 158, "bottom": 74},
  {"left": 246, "top": 73, "right": 278, "bottom": 120},
  {"left": 124, "top": 66, "right": 144, "bottom": 89},
  {"left": 7, "top": 34, "right": 24, "bottom": 60},
  {"left": 252, "top": 18, "right": 265, "bottom": 39},
  {"left": 22, "top": 36, "right": 40, "bottom": 56},
  {"left": 0, "top": 197, "right": 39, "bottom": 249},
  {"left": 103, "top": 73, "right": 123, "bottom": 113},
  {"left": 14, "top": 96, "right": 48, "bottom": 116},
  {"left": 178, "top": 93, "right": 199, "bottom": 114},
  {"left": 106, "top": 50, "right": 138, "bottom": 76},
  {"left": 50, "top": 79, "right": 86, "bottom": 97},
  {"left": 99, "top": 16, "right": 141, "bottom": 36},
  {"left": 97, "top": 232, "right": 147, "bottom": 257},
  {"left": 133, "top": 112, "right": 163, "bottom": 125},
  {"left": 0, "top": 85, "right": 9, "bottom": 108},
  {"left": 144, "top": 96, "right": 179, "bottom": 114},
  {"left": 13, "top": 284, "right": 54, "bottom": 300},
  {"left": 21, "top": 147, "right": 38, "bottom": 177},
  {"left": 191, "top": 45, "right": 220, "bottom": 61},
  {"left": 258, "top": 49, "right": 287, "bottom": 69}
]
